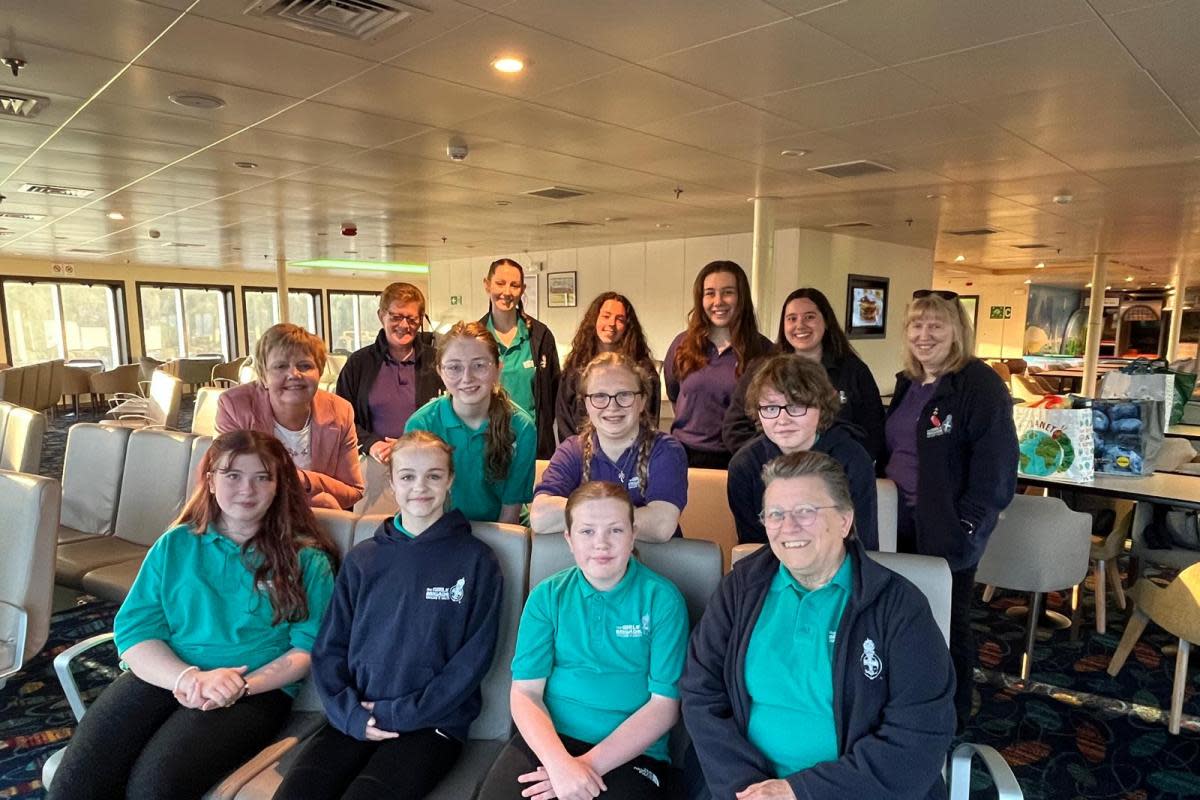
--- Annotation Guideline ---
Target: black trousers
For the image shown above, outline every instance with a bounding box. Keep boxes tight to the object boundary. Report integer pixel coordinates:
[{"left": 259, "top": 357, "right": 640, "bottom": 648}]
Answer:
[
  {"left": 682, "top": 445, "right": 730, "bottom": 471},
  {"left": 476, "top": 732, "right": 681, "bottom": 800},
  {"left": 273, "top": 722, "right": 462, "bottom": 800},
  {"left": 49, "top": 670, "right": 292, "bottom": 800}
]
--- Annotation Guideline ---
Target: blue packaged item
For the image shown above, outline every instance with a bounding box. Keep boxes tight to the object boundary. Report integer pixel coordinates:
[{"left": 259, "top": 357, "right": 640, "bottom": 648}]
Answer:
[{"left": 1091, "top": 398, "right": 1164, "bottom": 476}]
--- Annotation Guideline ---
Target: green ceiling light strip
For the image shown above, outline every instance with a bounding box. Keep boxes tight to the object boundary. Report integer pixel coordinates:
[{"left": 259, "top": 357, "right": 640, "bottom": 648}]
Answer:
[{"left": 289, "top": 258, "right": 429, "bottom": 274}]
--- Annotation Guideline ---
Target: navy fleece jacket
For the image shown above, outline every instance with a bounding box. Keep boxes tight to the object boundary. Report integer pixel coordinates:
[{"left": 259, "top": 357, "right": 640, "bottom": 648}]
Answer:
[
  {"left": 681, "top": 541, "right": 955, "bottom": 800},
  {"left": 727, "top": 420, "right": 879, "bottom": 549},
  {"left": 311, "top": 510, "right": 503, "bottom": 740}
]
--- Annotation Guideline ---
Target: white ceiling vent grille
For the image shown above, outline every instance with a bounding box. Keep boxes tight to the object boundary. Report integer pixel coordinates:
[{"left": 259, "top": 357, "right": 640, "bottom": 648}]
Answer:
[
  {"left": 524, "top": 186, "right": 589, "bottom": 200},
  {"left": 18, "top": 183, "right": 95, "bottom": 198},
  {"left": 243, "top": 0, "right": 426, "bottom": 41},
  {"left": 0, "top": 211, "right": 47, "bottom": 221},
  {"left": 824, "top": 221, "right": 875, "bottom": 229},
  {"left": 809, "top": 160, "right": 894, "bottom": 179},
  {"left": 0, "top": 90, "right": 50, "bottom": 119},
  {"left": 542, "top": 220, "right": 598, "bottom": 228}
]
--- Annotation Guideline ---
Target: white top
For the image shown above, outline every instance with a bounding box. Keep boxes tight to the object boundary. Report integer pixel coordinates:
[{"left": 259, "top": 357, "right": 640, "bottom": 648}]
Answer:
[{"left": 273, "top": 419, "right": 313, "bottom": 470}]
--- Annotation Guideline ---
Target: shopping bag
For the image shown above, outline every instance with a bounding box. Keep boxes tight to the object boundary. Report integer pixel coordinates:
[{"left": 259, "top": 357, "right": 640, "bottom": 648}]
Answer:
[
  {"left": 1101, "top": 362, "right": 1195, "bottom": 424},
  {"left": 1092, "top": 398, "right": 1166, "bottom": 476},
  {"left": 1013, "top": 402, "right": 1094, "bottom": 483}
]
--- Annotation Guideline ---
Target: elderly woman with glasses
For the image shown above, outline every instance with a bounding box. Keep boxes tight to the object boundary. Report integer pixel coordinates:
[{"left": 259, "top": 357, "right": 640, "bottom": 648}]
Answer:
[
  {"left": 682, "top": 450, "right": 955, "bottom": 800},
  {"left": 335, "top": 282, "right": 444, "bottom": 465},
  {"left": 727, "top": 354, "right": 877, "bottom": 549},
  {"left": 880, "top": 290, "right": 1017, "bottom": 732}
]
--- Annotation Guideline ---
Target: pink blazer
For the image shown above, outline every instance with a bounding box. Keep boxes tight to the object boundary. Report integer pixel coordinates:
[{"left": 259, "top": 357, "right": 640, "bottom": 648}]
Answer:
[{"left": 216, "top": 382, "right": 364, "bottom": 510}]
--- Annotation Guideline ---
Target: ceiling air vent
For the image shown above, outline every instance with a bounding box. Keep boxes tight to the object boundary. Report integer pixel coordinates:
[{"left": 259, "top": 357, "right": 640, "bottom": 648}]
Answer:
[
  {"left": 0, "top": 210, "right": 47, "bottom": 220},
  {"left": 542, "top": 220, "right": 598, "bottom": 228},
  {"left": 69, "top": 248, "right": 108, "bottom": 254},
  {"left": 243, "top": 0, "right": 426, "bottom": 41},
  {"left": 18, "top": 183, "right": 95, "bottom": 198},
  {"left": 386, "top": 242, "right": 423, "bottom": 249},
  {"left": 1012, "top": 243, "right": 1050, "bottom": 249},
  {"left": 0, "top": 90, "right": 50, "bottom": 119},
  {"left": 824, "top": 221, "right": 875, "bottom": 229},
  {"left": 946, "top": 227, "right": 998, "bottom": 236},
  {"left": 809, "top": 160, "right": 894, "bottom": 179},
  {"left": 164, "top": 242, "right": 206, "bottom": 248},
  {"left": 524, "top": 186, "right": 589, "bottom": 200}
]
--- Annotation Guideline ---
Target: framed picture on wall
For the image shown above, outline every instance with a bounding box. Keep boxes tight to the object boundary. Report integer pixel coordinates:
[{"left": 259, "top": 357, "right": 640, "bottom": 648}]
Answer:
[
  {"left": 960, "top": 295, "right": 980, "bottom": 329},
  {"left": 845, "top": 274, "right": 889, "bottom": 339},
  {"left": 546, "top": 271, "right": 577, "bottom": 308}
]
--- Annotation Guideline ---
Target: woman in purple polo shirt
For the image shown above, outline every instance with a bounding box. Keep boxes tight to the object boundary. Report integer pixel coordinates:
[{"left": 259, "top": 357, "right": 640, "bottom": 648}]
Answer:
[
  {"left": 664, "top": 261, "right": 771, "bottom": 470},
  {"left": 531, "top": 353, "right": 687, "bottom": 542}
]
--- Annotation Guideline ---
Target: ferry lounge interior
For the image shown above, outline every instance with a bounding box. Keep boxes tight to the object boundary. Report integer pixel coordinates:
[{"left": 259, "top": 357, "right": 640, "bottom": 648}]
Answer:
[{"left": 3, "top": 0, "right": 1200, "bottom": 797}]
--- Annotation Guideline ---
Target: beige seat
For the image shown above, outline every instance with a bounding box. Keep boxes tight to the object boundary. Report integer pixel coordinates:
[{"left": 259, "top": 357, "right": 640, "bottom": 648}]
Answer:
[
  {"left": 88, "top": 363, "right": 141, "bottom": 409},
  {"left": 187, "top": 435, "right": 214, "bottom": 497},
  {"left": 102, "top": 369, "right": 183, "bottom": 430},
  {"left": 0, "top": 401, "right": 47, "bottom": 474},
  {"left": 56, "top": 424, "right": 131, "bottom": 546},
  {"left": 222, "top": 514, "right": 530, "bottom": 800},
  {"left": 191, "top": 387, "right": 225, "bottom": 436},
  {"left": 353, "top": 454, "right": 399, "bottom": 516},
  {"left": 176, "top": 357, "right": 218, "bottom": 395},
  {"left": 0, "top": 366, "right": 22, "bottom": 404},
  {"left": 211, "top": 357, "right": 248, "bottom": 387},
  {"left": 1107, "top": 563, "right": 1200, "bottom": 734},
  {"left": 61, "top": 365, "right": 96, "bottom": 417},
  {"left": 0, "top": 470, "right": 60, "bottom": 689},
  {"left": 876, "top": 478, "right": 898, "bottom": 553},
  {"left": 975, "top": 495, "right": 1092, "bottom": 679},
  {"left": 679, "top": 467, "right": 737, "bottom": 570}
]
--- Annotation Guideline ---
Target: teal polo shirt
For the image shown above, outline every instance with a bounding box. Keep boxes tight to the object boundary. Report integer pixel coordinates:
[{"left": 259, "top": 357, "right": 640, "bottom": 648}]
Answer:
[
  {"left": 744, "top": 554, "right": 853, "bottom": 777},
  {"left": 405, "top": 395, "right": 536, "bottom": 522},
  {"left": 114, "top": 524, "right": 335, "bottom": 697},
  {"left": 487, "top": 317, "right": 537, "bottom": 420},
  {"left": 511, "top": 559, "right": 688, "bottom": 763}
]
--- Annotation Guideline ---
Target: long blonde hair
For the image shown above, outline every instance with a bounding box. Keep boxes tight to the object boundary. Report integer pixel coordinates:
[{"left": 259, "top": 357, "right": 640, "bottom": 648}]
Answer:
[
  {"left": 901, "top": 295, "right": 975, "bottom": 380},
  {"left": 578, "top": 353, "right": 657, "bottom": 494},
  {"left": 436, "top": 321, "right": 515, "bottom": 482}
]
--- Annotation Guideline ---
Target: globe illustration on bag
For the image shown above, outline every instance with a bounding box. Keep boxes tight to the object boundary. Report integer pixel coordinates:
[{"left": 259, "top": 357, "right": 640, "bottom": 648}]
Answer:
[{"left": 1019, "top": 430, "right": 1066, "bottom": 476}]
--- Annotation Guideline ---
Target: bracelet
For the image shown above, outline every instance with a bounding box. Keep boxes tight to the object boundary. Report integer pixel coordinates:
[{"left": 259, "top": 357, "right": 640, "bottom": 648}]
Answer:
[{"left": 172, "top": 665, "right": 198, "bottom": 694}]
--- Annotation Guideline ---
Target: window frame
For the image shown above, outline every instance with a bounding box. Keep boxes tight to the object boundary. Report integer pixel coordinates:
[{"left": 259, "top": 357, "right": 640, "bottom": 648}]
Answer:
[
  {"left": 0, "top": 275, "right": 130, "bottom": 367},
  {"left": 240, "top": 286, "right": 324, "bottom": 353},
  {"left": 327, "top": 289, "right": 383, "bottom": 354},
  {"left": 135, "top": 280, "right": 238, "bottom": 361}
]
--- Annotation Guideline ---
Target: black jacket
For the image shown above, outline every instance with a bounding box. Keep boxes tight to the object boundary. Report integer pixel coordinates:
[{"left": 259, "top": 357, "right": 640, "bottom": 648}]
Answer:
[
  {"left": 335, "top": 330, "right": 443, "bottom": 455},
  {"left": 478, "top": 312, "right": 561, "bottom": 459},
  {"left": 727, "top": 420, "right": 878, "bottom": 549},
  {"left": 682, "top": 540, "right": 955, "bottom": 800},
  {"left": 881, "top": 359, "right": 1018, "bottom": 572},
  {"left": 723, "top": 350, "right": 886, "bottom": 461},
  {"left": 554, "top": 358, "right": 661, "bottom": 442}
]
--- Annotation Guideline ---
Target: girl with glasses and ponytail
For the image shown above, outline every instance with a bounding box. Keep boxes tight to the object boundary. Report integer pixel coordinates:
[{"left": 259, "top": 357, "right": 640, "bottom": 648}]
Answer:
[{"left": 532, "top": 353, "right": 688, "bottom": 542}]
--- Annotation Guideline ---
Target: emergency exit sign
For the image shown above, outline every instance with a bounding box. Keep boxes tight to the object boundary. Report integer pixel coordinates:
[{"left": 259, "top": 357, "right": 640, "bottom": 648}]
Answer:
[{"left": 989, "top": 305, "right": 1012, "bottom": 319}]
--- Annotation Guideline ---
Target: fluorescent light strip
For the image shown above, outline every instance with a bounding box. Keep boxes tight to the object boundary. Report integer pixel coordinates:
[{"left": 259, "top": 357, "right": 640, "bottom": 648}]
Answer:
[{"left": 290, "top": 258, "right": 428, "bottom": 274}]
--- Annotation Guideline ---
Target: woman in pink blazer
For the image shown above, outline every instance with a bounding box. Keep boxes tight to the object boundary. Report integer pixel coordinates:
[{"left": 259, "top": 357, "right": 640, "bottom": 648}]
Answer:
[{"left": 217, "top": 324, "right": 364, "bottom": 510}]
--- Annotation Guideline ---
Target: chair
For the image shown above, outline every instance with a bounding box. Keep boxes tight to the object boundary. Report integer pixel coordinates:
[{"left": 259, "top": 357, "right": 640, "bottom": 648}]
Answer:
[
  {"left": 990, "top": 361, "right": 1012, "bottom": 389},
  {"left": 0, "top": 470, "right": 60, "bottom": 689},
  {"left": 191, "top": 387, "right": 225, "bottom": 436},
  {"left": 60, "top": 365, "right": 96, "bottom": 417},
  {"left": 176, "top": 357, "right": 218, "bottom": 395},
  {"left": 876, "top": 478, "right": 898, "bottom": 553},
  {"left": 211, "top": 357, "right": 248, "bottom": 387},
  {"left": 1107, "top": 563, "right": 1200, "bottom": 734},
  {"left": 137, "top": 355, "right": 165, "bottom": 383},
  {"left": 102, "top": 369, "right": 182, "bottom": 430},
  {"left": 0, "top": 401, "right": 47, "bottom": 474},
  {"left": 1157, "top": 437, "right": 1198, "bottom": 472},
  {"left": 56, "top": 424, "right": 131, "bottom": 546},
  {"left": 1011, "top": 375, "right": 1046, "bottom": 404},
  {"left": 1130, "top": 501, "right": 1200, "bottom": 579},
  {"left": 0, "top": 365, "right": 22, "bottom": 404},
  {"left": 975, "top": 495, "right": 1092, "bottom": 679},
  {"left": 187, "top": 435, "right": 213, "bottom": 497},
  {"left": 88, "top": 364, "right": 140, "bottom": 410},
  {"left": 679, "top": 467, "right": 738, "bottom": 570},
  {"left": 353, "top": 455, "right": 400, "bottom": 516}
]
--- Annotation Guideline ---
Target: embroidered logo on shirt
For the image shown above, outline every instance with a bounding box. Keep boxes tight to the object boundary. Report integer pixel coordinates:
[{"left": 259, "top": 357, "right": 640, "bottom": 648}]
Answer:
[
  {"left": 632, "top": 766, "right": 661, "bottom": 787},
  {"left": 925, "top": 410, "right": 954, "bottom": 439},
  {"left": 426, "top": 577, "right": 466, "bottom": 603},
  {"left": 839, "top": 390, "right": 848, "bottom": 404},
  {"left": 861, "top": 638, "right": 884, "bottom": 680},
  {"left": 615, "top": 622, "right": 644, "bottom": 638},
  {"left": 523, "top": 359, "right": 536, "bottom": 369}
]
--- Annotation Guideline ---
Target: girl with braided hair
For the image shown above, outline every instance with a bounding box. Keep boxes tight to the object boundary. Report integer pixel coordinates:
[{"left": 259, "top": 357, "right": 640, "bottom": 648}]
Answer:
[
  {"left": 405, "top": 321, "right": 537, "bottom": 523},
  {"left": 531, "top": 352, "right": 688, "bottom": 542}
]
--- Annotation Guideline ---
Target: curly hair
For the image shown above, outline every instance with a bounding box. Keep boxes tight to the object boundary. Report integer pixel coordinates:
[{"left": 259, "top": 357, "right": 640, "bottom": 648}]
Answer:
[
  {"left": 563, "top": 292, "right": 655, "bottom": 373},
  {"left": 577, "top": 353, "right": 657, "bottom": 493},
  {"left": 673, "top": 260, "right": 769, "bottom": 381},
  {"left": 745, "top": 353, "right": 842, "bottom": 434},
  {"left": 436, "top": 321, "right": 516, "bottom": 482}
]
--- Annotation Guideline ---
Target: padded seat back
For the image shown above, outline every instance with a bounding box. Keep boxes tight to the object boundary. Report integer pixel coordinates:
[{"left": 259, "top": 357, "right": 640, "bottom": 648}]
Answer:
[
  {"left": 147, "top": 370, "right": 183, "bottom": 428},
  {"left": 0, "top": 403, "right": 8, "bottom": 457},
  {"left": 679, "top": 467, "right": 737, "bottom": 570},
  {"left": 19, "top": 365, "right": 39, "bottom": 409},
  {"left": 191, "top": 387, "right": 224, "bottom": 436},
  {"left": 186, "top": 436, "right": 213, "bottom": 497},
  {"left": 976, "top": 494, "right": 1091, "bottom": 593},
  {"left": 355, "top": 513, "right": 530, "bottom": 741},
  {"left": 0, "top": 470, "right": 61, "bottom": 674},
  {"left": 89, "top": 364, "right": 140, "bottom": 396},
  {"left": 353, "top": 455, "right": 399, "bottom": 516},
  {"left": 115, "top": 429, "right": 196, "bottom": 545},
  {"left": 60, "top": 423, "right": 131, "bottom": 535},
  {"left": 0, "top": 403, "right": 47, "bottom": 473},
  {"left": 0, "top": 367, "right": 20, "bottom": 403},
  {"left": 876, "top": 478, "right": 898, "bottom": 553}
]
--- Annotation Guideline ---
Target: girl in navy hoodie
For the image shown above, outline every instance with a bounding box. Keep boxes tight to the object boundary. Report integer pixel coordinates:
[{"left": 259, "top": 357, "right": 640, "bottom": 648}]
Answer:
[{"left": 274, "top": 431, "right": 504, "bottom": 800}]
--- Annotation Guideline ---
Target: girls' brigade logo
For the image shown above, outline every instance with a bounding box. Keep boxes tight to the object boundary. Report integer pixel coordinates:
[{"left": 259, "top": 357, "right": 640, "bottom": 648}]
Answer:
[{"left": 861, "top": 638, "right": 883, "bottom": 680}]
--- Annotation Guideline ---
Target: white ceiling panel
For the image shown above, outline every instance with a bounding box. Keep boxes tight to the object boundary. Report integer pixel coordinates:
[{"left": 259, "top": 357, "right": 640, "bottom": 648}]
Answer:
[
  {"left": 1104, "top": 2, "right": 1200, "bottom": 99},
  {"left": 254, "top": 102, "right": 430, "bottom": 150},
  {"left": 749, "top": 69, "right": 950, "bottom": 131},
  {"left": 825, "top": 105, "right": 995, "bottom": 152},
  {"left": 535, "top": 67, "right": 726, "bottom": 128},
  {"left": 637, "top": 103, "right": 808, "bottom": 154},
  {"left": 318, "top": 66, "right": 516, "bottom": 128},
  {"left": 453, "top": 105, "right": 618, "bottom": 151}
]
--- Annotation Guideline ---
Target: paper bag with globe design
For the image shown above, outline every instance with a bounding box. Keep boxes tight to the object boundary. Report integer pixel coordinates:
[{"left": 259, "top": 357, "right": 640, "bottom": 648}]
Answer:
[{"left": 1014, "top": 405, "right": 1095, "bottom": 483}]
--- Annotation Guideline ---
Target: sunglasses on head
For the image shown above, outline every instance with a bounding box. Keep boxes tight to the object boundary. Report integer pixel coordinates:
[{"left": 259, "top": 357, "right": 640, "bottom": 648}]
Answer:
[{"left": 912, "top": 289, "right": 960, "bottom": 301}]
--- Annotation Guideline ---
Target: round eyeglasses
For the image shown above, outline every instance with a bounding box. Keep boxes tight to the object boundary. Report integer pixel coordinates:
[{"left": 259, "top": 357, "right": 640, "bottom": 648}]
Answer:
[
  {"left": 758, "top": 504, "right": 838, "bottom": 529},
  {"left": 586, "top": 390, "right": 643, "bottom": 409}
]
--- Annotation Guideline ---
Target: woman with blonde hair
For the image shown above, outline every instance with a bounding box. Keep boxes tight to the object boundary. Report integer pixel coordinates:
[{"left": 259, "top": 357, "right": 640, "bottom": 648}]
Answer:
[
  {"left": 217, "top": 323, "right": 363, "bottom": 509},
  {"left": 880, "top": 290, "right": 1017, "bottom": 731}
]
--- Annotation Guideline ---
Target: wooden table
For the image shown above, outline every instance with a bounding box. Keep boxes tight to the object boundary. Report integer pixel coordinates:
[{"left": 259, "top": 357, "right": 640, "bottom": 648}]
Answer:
[
  {"left": 1019, "top": 470, "right": 1200, "bottom": 511},
  {"left": 1166, "top": 424, "right": 1200, "bottom": 443},
  {"left": 1032, "top": 366, "right": 1120, "bottom": 393}
]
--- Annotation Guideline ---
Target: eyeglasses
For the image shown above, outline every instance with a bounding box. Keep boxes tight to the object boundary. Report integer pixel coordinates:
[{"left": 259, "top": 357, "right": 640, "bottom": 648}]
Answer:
[
  {"left": 384, "top": 313, "right": 422, "bottom": 328},
  {"left": 586, "top": 390, "right": 643, "bottom": 409},
  {"left": 758, "top": 504, "right": 838, "bottom": 529},
  {"left": 441, "top": 361, "right": 494, "bottom": 379},
  {"left": 757, "top": 403, "right": 810, "bottom": 419},
  {"left": 912, "top": 289, "right": 959, "bottom": 301}
]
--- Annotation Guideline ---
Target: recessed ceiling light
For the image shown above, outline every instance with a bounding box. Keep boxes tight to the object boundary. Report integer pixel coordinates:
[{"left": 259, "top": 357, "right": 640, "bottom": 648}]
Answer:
[
  {"left": 289, "top": 258, "right": 428, "bottom": 274},
  {"left": 168, "top": 92, "right": 225, "bottom": 110},
  {"left": 779, "top": 149, "right": 809, "bottom": 158},
  {"left": 234, "top": 161, "right": 258, "bottom": 169},
  {"left": 1105, "top": 285, "right": 1112, "bottom": 290},
  {"left": 1085, "top": 282, "right": 1092, "bottom": 288},
  {"left": 1124, "top": 275, "right": 1134, "bottom": 282},
  {"left": 106, "top": 211, "right": 124, "bottom": 220},
  {"left": 491, "top": 56, "right": 524, "bottom": 74},
  {"left": 495, "top": 200, "right": 511, "bottom": 206},
  {"left": 656, "top": 223, "right": 671, "bottom": 229},
  {"left": 925, "top": 193, "right": 946, "bottom": 200},
  {"left": 1035, "top": 262, "right": 1045, "bottom": 269},
  {"left": 954, "top": 254, "right": 965, "bottom": 262},
  {"left": 1150, "top": 282, "right": 1158, "bottom": 286},
  {"left": 1023, "top": 278, "right": 1032, "bottom": 284}
]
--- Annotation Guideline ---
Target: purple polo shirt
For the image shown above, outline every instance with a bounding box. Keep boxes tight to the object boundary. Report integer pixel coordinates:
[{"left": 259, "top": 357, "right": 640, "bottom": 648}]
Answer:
[
  {"left": 664, "top": 334, "right": 740, "bottom": 453},
  {"left": 536, "top": 432, "right": 689, "bottom": 536},
  {"left": 884, "top": 379, "right": 939, "bottom": 506},
  {"left": 367, "top": 353, "right": 417, "bottom": 440}
]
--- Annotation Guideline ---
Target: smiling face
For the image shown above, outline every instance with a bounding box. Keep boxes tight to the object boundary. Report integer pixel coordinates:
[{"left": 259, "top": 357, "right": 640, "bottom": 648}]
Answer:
[
  {"left": 762, "top": 474, "right": 851, "bottom": 588},
  {"left": 378, "top": 299, "right": 422, "bottom": 353},
  {"left": 757, "top": 385, "right": 820, "bottom": 454},
  {"left": 484, "top": 263, "right": 525, "bottom": 314},
  {"left": 907, "top": 312, "right": 954, "bottom": 376},
  {"left": 783, "top": 297, "right": 826, "bottom": 358},
  {"left": 438, "top": 337, "right": 499, "bottom": 409},
  {"left": 565, "top": 496, "right": 636, "bottom": 591},
  {"left": 390, "top": 443, "right": 453, "bottom": 527},
  {"left": 595, "top": 299, "right": 629, "bottom": 349},
  {"left": 263, "top": 346, "right": 320, "bottom": 409},
  {"left": 584, "top": 364, "right": 644, "bottom": 443},
  {"left": 208, "top": 452, "right": 277, "bottom": 536},
  {"left": 702, "top": 270, "right": 739, "bottom": 329}
]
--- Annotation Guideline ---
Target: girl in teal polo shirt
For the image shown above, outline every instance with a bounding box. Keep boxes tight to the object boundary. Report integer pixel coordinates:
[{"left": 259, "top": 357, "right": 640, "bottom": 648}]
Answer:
[
  {"left": 476, "top": 481, "right": 689, "bottom": 800},
  {"left": 405, "top": 320, "right": 537, "bottom": 523},
  {"left": 50, "top": 431, "right": 337, "bottom": 800}
]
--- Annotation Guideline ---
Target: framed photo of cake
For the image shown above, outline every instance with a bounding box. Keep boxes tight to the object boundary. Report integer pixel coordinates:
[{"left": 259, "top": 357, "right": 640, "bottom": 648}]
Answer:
[{"left": 845, "top": 275, "right": 889, "bottom": 339}]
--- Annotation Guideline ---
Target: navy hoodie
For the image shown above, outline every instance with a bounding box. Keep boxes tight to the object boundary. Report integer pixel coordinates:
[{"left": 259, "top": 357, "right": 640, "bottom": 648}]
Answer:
[
  {"left": 726, "top": 420, "right": 879, "bottom": 549},
  {"left": 311, "top": 509, "right": 503, "bottom": 740},
  {"left": 681, "top": 541, "right": 955, "bottom": 800}
]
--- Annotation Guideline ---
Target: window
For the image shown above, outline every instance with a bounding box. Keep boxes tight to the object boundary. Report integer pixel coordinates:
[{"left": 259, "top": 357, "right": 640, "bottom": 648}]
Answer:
[
  {"left": 2, "top": 278, "right": 126, "bottom": 368},
  {"left": 138, "top": 284, "right": 235, "bottom": 361},
  {"left": 328, "top": 291, "right": 381, "bottom": 354},
  {"left": 242, "top": 288, "right": 323, "bottom": 352}
]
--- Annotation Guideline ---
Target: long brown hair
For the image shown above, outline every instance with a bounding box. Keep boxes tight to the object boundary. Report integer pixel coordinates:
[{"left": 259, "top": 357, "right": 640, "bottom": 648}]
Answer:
[
  {"left": 563, "top": 292, "right": 655, "bottom": 372},
  {"left": 775, "top": 287, "right": 858, "bottom": 361},
  {"left": 176, "top": 430, "right": 338, "bottom": 625},
  {"left": 578, "top": 353, "right": 657, "bottom": 494},
  {"left": 673, "top": 260, "right": 768, "bottom": 381},
  {"left": 437, "top": 321, "right": 516, "bottom": 481}
]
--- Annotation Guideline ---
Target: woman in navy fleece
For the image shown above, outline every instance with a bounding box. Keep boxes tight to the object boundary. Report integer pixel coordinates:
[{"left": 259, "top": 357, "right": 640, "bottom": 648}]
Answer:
[{"left": 274, "top": 430, "right": 503, "bottom": 800}]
